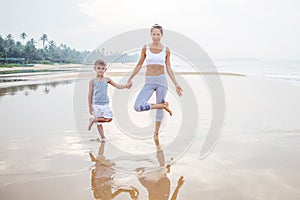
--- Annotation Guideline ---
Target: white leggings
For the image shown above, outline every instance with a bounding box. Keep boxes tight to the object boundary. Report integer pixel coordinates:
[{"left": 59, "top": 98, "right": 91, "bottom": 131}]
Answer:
[{"left": 134, "top": 74, "right": 168, "bottom": 122}]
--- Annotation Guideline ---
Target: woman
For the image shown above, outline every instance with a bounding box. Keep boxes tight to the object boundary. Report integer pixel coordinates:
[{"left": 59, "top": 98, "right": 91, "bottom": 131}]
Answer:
[
  {"left": 136, "top": 137, "right": 185, "bottom": 200},
  {"left": 126, "top": 24, "right": 183, "bottom": 137}
]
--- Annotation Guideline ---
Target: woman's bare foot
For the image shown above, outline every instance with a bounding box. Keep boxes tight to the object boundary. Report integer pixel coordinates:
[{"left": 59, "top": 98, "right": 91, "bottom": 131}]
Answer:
[
  {"left": 166, "top": 164, "right": 171, "bottom": 173},
  {"left": 162, "top": 102, "right": 172, "bottom": 116},
  {"left": 88, "top": 118, "right": 94, "bottom": 130},
  {"left": 154, "top": 133, "right": 159, "bottom": 142}
]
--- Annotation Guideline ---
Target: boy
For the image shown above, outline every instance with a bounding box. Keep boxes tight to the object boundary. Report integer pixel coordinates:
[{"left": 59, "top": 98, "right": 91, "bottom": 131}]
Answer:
[{"left": 88, "top": 59, "right": 129, "bottom": 142}]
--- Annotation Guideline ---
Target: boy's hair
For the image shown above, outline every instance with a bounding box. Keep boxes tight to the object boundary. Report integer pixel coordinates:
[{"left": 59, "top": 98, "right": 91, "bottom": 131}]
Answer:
[{"left": 94, "top": 59, "right": 107, "bottom": 66}]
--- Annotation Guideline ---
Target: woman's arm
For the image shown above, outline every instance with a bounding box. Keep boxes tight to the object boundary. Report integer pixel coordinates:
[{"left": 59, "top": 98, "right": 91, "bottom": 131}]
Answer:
[
  {"left": 165, "top": 47, "right": 183, "bottom": 96},
  {"left": 88, "top": 79, "right": 94, "bottom": 115},
  {"left": 107, "top": 77, "right": 127, "bottom": 89},
  {"left": 126, "top": 45, "right": 146, "bottom": 87}
]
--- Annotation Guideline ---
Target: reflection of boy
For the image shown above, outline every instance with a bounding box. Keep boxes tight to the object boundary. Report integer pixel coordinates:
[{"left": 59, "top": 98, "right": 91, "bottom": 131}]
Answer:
[
  {"left": 137, "top": 138, "right": 185, "bottom": 200},
  {"left": 88, "top": 59, "right": 129, "bottom": 142},
  {"left": 89, "top": 142, "right": 139, "bottom": 199}
]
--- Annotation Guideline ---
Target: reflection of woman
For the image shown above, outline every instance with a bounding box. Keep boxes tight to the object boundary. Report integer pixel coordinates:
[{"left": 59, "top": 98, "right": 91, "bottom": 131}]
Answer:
[
  {"left": 89, "top": 143, "right": 139, "bottom": 200},
  {"left": 136, "top": 138, "right": 185, "bottom": 200},
  {"left": 126, "top": 24, "right": 183, "bottom": 138}
]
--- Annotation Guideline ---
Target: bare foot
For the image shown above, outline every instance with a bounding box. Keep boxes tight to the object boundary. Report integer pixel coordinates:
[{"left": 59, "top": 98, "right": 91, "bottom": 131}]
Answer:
[
  {"left": 163, "top": 102, "right": 172, "bottom": 116},
  {"left": 89, "top": 152, "right": 97, "bottom": 162},
  {"left": 154, "top": 133, "right": 159, "bottom": 143},
  {"left": 100, "top": 137, "right": 106, "bottom": 143},
  {"left": 88, "top": 118, "right": 94, "bottom": 130},
  {"left": 166, "top": 164, "right": 171, "bottom": 173}
]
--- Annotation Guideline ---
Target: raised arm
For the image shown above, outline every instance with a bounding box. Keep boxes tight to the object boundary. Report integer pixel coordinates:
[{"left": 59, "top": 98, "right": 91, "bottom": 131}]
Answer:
[
  {"left": 170, "top": 176, "right": 185, "bottom": 200},
  {"left": 88, "top": 79, "right": 94, "bottom": 115},
  {"left": 126, "top": 45, "right": 146, "bottom": 87},
  {"left": 107, "top": 77, "right": 127, "bottom": 89},
  {"left": 165, "top": 47, "right": 183, "bottom": 96}
]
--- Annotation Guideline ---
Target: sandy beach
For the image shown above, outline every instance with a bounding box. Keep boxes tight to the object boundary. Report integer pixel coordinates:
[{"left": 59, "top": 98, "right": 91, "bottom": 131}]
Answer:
[{"left": 0, "top": 63, "right": 300, "bottom": 199}]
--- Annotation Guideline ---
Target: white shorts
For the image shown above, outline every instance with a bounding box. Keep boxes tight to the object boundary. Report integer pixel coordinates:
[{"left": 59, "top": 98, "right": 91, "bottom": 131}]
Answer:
[{"left": 93, "top": 104, "right": 113, "bottom": 125}]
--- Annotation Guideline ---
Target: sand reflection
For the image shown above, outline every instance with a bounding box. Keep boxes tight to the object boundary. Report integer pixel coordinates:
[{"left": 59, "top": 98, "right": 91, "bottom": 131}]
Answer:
[
  {"left": 89, "top": 142, "right": 139, "bottom": 200},
  {"left": 89, "top": 137, "right": 185, "bottom": 200},
  {"left": 0, "top": 80, "right": 73, "bottom": 96},
  {"left": 136, "top": 137, "right": 185, "bottom": 200}
]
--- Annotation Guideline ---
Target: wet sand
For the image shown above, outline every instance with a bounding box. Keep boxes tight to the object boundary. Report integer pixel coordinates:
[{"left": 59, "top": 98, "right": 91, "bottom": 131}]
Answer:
[{"left": 0, "top": 70, "right": 300, "bottom": 199}]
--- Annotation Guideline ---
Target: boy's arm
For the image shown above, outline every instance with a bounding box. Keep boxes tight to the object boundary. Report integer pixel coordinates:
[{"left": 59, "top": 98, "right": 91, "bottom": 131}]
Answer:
[
  {"left": 107, "top": 77, "right": 127, "bottom": 89},
  {"left": 88, "top": 79, "right": 94, "bottom": 114}
]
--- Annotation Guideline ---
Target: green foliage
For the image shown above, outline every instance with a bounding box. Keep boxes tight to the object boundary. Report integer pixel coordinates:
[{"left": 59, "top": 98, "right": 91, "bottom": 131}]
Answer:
[
  {"left": 38, "top": 60, "right": 53, "bottom": 65},
  {"left": 0, "top": 33, "right": 139, "bottom": 65},
  {"left": 0, "top": 33, "right": 90, "bottom": 64},
  {"left": 0, "top": 63, "right": 22, "bottom": 68}
]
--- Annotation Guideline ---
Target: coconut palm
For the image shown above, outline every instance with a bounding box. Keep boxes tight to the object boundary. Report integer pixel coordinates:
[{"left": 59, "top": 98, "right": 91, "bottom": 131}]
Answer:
[
  {"left": 40, "top": 33, "right": 48, "bottom": 49},
  {"left": 40, "top": 33, "right": 48, "bottom": 59},
  {"left": 20, "top": 32, "right": 27, "bottom": 44},
  {"left": 23, "top": 38, "right": 38, "bottom": 62},
  {"left": 48, "top": 40, "right": 57, "bottom": 60},
  {"left": 6, "top": 34, "right": 13, "bottom": 41},
  {"left": 30, "top": 38, "right": 36, "bottom": 46}
]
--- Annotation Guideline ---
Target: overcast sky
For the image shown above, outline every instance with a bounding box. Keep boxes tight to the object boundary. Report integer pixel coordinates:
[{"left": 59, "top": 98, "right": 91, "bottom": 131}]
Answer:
[{"left": 1, "top": 0, "right": 299, "bottom": 60}]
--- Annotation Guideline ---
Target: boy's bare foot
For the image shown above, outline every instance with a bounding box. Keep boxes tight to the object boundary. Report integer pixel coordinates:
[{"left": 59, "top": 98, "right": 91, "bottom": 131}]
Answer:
[
  {"left": 89, "top": 152, "right": 97, "bottom": 162},
  {"left": 99, "top": 137, "right": 107, "bottom": 143},
  {"left": 162, "top": 102, "right": 172, "bottom": 116},
  {"left": 88, "top": 118, "right": 94, "bottom": 130}
]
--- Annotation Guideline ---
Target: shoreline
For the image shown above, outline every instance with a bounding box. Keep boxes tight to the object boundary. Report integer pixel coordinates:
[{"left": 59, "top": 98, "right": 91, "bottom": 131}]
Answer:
[
  {"left": 0, "top": 63, "right": 84, "bottom": 72},
  {"left": 0, "top": 63, "right": 246, "bottom": 89}
]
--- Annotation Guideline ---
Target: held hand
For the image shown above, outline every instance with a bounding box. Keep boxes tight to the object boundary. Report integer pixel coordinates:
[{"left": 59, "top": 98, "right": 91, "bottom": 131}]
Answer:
[
  {"left": 129, "top": 186, "right": 139, "bottom": 199},
  {"left": 126, "top": 81, "right": 133, "bottom": 89},
  {"left": 176, "top": 84, "right": 183, "bottom": 97},
  {"left": 89, "top": 107, "right": 94, "bottom": 115},
  {"left": 126, "top": 83, "right": 131, "bottom": 89}
]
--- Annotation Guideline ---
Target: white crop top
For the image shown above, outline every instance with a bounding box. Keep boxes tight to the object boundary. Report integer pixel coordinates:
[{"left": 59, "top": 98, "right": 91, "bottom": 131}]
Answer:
[{"left": 145, "top": 45, "right": 166, "bottom": 66}]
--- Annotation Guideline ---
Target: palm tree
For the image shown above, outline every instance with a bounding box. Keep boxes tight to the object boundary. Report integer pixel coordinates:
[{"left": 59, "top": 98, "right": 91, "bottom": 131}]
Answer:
[
  {"left": 24, "top": 38, "right": 37, "bottom": 62},
  {"left": 40, "top": 33, "right": 48, "bottom": 49},
  {"left": 5, "top": 34, "right": 14, "bottom": 47},
  {"left": 48, "top": 40, "right": 56, "bottom": 60},
  {"left": 30, "top": 38, "right": 36, "bottom": 46},
  {"left": 40, "top": 34, "right": 48, "bottom": 60},
  {"left": 5, "top": 34, "right": 15, "bottom": 59},
  {"left": 20, "top": 32, "right": 27, "bottom": 44},
  {"left": 6, "top": 34, "right": 13, "bottom": 41}
]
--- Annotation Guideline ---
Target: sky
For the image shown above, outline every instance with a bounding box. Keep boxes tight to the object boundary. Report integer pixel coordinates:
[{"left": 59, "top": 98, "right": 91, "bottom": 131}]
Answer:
[{"left": 1, "top": 0, "right": 299, "bottom": 60}]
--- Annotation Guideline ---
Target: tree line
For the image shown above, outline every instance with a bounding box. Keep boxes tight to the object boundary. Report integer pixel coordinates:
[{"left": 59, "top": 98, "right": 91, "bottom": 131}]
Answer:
[
  {"left": 83, "top": 48, "right": 139, "bottom": 64},
  {"left": 0, "top": 32, "right": 140, "bottom": 65},
  {"left": 0, "top": 33, "right": 91, "bottom": 64}
]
